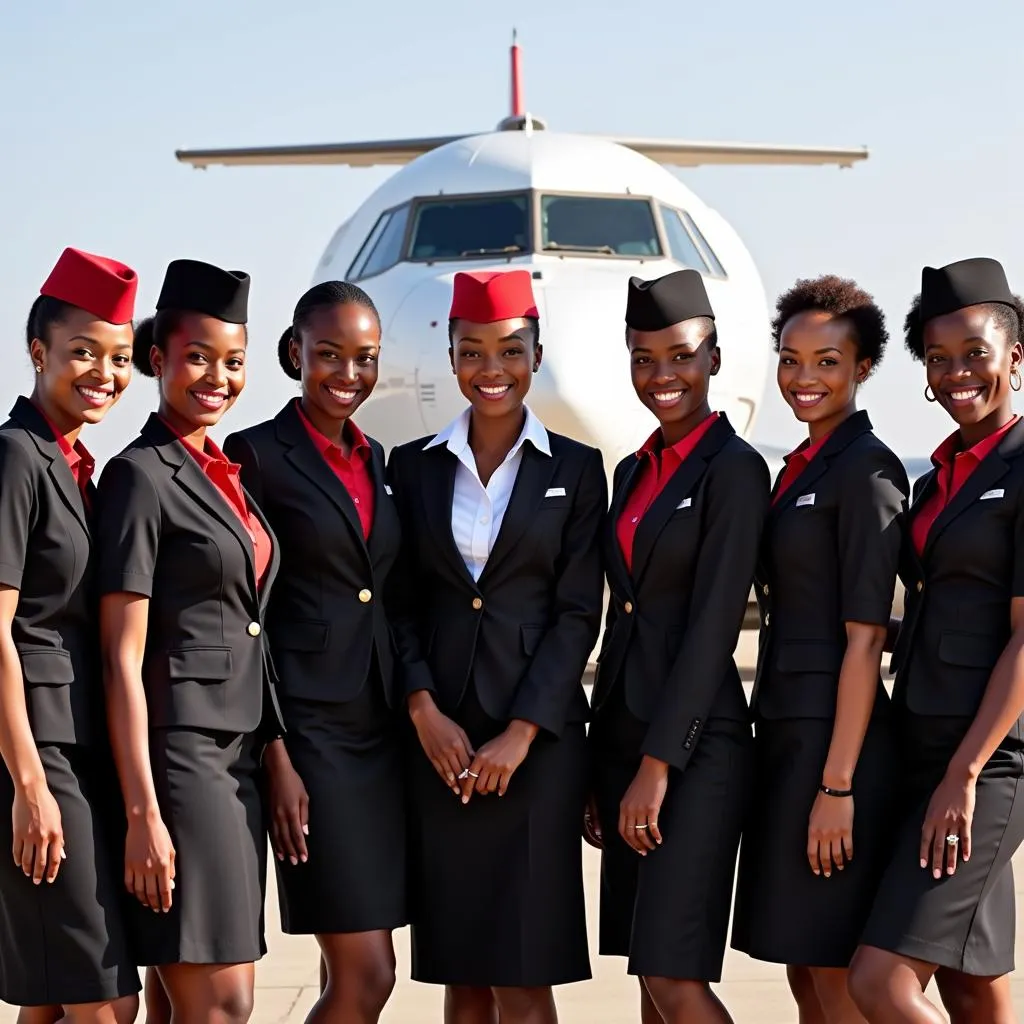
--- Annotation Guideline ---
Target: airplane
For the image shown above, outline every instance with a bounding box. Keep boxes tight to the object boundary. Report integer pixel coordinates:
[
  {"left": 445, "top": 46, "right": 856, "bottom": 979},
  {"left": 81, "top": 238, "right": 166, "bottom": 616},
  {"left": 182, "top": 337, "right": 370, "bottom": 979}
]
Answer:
[{"left": 174, "top": 33, "right": 871, "bottom": 480}]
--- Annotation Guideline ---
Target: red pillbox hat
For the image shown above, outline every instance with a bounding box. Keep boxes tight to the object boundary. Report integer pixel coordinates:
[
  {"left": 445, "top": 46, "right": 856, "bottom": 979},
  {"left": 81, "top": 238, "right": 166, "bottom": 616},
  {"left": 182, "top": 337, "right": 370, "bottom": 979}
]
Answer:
[
  {"left": 40, "top": 247, "right": 138, "bottom": 325},
  {"left": 449, "top": 270, "right": 539, "bottom": 323}
]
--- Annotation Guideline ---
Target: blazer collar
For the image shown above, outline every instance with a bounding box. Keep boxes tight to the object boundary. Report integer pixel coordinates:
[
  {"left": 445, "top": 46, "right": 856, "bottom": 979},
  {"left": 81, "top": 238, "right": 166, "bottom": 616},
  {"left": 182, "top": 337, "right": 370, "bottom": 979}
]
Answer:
[{"left": 10, "top": 396, "right": 90, "bottom": 534}]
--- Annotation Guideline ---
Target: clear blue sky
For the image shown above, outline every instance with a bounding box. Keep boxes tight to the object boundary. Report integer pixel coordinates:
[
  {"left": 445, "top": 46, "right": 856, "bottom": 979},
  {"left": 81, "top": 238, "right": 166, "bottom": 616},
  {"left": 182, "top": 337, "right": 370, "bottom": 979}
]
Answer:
[{"left": 1, "top": 0, "right": 1021, "bottom": 462}]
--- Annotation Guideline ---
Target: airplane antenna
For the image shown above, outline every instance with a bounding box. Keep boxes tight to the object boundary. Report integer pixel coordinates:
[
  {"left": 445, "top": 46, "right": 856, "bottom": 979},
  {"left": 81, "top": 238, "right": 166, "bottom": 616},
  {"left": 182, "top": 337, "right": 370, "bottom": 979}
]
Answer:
[{"left": 510, "top": 29, "right": 524, "bottom": 117}]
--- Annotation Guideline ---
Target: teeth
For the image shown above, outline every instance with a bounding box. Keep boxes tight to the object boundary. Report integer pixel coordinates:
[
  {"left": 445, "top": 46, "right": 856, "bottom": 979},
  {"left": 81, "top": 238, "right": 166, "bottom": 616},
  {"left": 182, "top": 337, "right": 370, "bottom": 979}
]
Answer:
[
  {"left": 192, "top": 391, "right": 227, "bottom": 408},
  {"left": 950, "top": 388, "right": 983, "bottom": 401},
  {"left": 652, "top": 391, "right": 683, "bottom": 402},
  {"left": 326, "top": 387, "right": 358, "bottom": 401},
  {"left": 478, "top": 385, "right": 511, "bottom": 395},
  {"left": 794, "top": 393, "right": 826, "bottom": 404},
  {"left": 77, "top": 387, "right": 112, "bottom": 401}
]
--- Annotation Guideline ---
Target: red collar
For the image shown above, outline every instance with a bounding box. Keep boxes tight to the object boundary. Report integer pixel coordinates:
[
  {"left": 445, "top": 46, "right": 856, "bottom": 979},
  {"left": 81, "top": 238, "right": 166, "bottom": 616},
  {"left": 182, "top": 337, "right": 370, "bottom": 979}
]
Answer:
[
  {"left": 157, "top": 416, "right": 231, "bottom": 470},
  {"left": 294, "top": 399, "right": 371, "bottom": 462},
  {"left": 783, "top": 429, "right": 832, "bottom": 467},
  {"left": 637, "top": 410, "right": 719, "bottom": 463},
  {"left": 31, "top": 400, "right": 92, "bottom": 476},
  {"left": 930, "top": 415, "right": 1020, "bottom": 471}
]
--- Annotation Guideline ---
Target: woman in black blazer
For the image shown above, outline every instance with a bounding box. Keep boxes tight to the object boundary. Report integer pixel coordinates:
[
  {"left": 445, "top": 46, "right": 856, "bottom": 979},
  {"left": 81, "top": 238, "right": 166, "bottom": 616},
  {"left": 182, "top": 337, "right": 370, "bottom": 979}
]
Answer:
[
  {"left": 590, "top": 269, "right": 768, "bottom": 1024},
  {"left": 729, "top": 277, "right": 908, "bottom": 1022},
  {"left": 388, "top": 269, "right": 605, "bottom": 1023},
  {"left": 846, "top": 258, "right": 1024, "bottom": 1023},
  {"left": 97, "top": 259, "right": 282, "bottom": 1023},
  {"left": 222, "top": 281, "right": 405, "bottom": 1021},
  {"left": 0, "top": 248, "right": 140, "bottom": 1022}
]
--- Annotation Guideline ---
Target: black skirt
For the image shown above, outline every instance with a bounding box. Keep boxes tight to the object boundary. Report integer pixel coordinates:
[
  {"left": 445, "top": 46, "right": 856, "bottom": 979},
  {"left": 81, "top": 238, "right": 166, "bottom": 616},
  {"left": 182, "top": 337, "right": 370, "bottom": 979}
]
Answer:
[
  {"left": 859, "top": 711, "right": 1024, "bottom": 976},
  {"left": 591, "top": 690, "right": 752, "bottom": 983},
  {"left": 731, "top": 716, "right": 898, "bottom": 967},
  {"left": 130, "top": 728, "right": 267, "bottom": 965},
  {"left": 408, "top": 683, "right": 590, "bottom": 987},
  {"left": 0, "top": 744, "right": 141, "bottom": 1006},
  {"left": 275, "top": 676, "right": 407, "bottom": 935}
]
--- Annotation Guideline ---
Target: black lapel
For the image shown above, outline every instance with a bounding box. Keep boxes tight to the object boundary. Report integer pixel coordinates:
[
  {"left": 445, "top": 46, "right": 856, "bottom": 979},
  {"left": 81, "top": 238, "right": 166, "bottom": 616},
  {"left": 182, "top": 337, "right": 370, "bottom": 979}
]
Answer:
[
  {"left": 246, "top": 488, "right": 279, "bottom": 610},
  {"left": 142, "top": 415, "right": 257, "bottom": 583},
  {"left": 605, "top": 457, "right": 642, "bottom": 598},
  {"left": 10, "top": 397, "right": 89, "bottom": 535},
  {"left": 628, "top": 414, "right": 736, "bottom": 584},
  {"left": 422, "top": 445, "right": 479, "bottom": 590},
  {"left": 922, "top": 420, "right": 1024, "bottom": 557},
  {"left": 275, "top": 403, "right": 369, "bottom": 564},
  {"left": 366, "top": 441, "right": 393, "bottom": 563}
]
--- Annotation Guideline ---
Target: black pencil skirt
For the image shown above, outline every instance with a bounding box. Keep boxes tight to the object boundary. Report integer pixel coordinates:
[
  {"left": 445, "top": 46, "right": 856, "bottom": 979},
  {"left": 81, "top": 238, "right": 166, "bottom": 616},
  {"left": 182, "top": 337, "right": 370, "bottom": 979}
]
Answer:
[
  {"left": 275, "top": 677, "right": 408, "bottom": 935},
  {"left": 407, "top": 683, "right": 591, "bottom": 988},
  {"left": 859, "top": 711, "right": 1024, "bottom": 976},
  {"left": 731, "top": 716, "right": 898, "bottom": 967},
  {"left": 591, "top": 692, "right": 753, "bottom": 983},
  {"left": 0, "top": 744, "right": 141, "bottom": 1006}
]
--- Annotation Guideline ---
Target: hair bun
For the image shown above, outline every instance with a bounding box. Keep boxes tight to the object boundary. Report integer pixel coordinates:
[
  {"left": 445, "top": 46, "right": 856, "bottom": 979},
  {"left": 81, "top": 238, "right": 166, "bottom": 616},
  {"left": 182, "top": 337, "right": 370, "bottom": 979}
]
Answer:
[
  {"left": 131, "top": 317, "right": 158, "bottom": 377},
  {"left": 278, "top": 327, "right": 301, "bottom": 380}
]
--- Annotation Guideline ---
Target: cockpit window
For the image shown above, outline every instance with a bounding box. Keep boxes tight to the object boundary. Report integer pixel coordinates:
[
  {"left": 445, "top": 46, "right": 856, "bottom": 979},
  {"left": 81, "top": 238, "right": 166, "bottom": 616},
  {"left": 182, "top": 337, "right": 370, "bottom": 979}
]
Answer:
[
  {"left": 348, "top": 203, "right": 410, "bottom": 281},
  {"left": 540, "top": 195, "right": 661, "bottom": 257},
  {"left": 407, "top": 193, "right": 530, "bottom": 261}
]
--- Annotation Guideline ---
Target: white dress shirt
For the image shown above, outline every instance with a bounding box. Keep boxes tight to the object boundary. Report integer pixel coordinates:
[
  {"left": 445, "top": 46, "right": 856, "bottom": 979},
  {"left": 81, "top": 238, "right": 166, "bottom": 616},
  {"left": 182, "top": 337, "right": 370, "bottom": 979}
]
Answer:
[{"left": 424, "top": 405, "right": 551, "bottom": 581}]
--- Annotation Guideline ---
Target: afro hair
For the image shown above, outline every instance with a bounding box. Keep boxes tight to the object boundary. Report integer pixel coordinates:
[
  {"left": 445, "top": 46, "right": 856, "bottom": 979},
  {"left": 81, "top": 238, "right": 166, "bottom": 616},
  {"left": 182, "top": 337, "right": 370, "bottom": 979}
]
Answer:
[{"left": 903, "top": 294, "right": 1024, "bottom": 363}]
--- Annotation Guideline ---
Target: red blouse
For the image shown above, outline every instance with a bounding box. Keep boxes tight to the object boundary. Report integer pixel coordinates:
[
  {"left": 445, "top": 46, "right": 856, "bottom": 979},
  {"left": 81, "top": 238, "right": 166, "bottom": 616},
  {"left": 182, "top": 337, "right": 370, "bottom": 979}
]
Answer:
[
  {"left": 911, "top": 415, "right": 1020, "bottom": 556},
  {"left": 32, "top": 402, "right": 95, "bottom": 498},
  {"left": 772, "top": 431, "right": 832, "bottom": 505},
  {"left": 617, "top": 411, "right": 719, "bottom": 573},
  {"left": 165, "top": 421, "right": 273, "bottom": 588},
  {"left": 295, "top": 400, "right": 375, "bottom": 539}
]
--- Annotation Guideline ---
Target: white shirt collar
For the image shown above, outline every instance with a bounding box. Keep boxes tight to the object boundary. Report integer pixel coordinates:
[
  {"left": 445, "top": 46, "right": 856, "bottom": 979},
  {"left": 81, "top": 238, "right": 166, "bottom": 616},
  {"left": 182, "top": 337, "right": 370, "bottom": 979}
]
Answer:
[{"left": 424, "top": 405, "right": 551, "bottom": 458}]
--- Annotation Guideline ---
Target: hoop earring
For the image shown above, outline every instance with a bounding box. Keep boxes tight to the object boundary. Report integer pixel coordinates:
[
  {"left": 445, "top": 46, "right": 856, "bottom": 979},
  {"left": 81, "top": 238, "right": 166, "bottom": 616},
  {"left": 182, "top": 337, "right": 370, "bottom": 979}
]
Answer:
[
  {"left": 924, "top": 384, "right": 937, "bottom": 403},
  {"left": 1012, "top": 368, "right": 1022, "bottom": 393}
]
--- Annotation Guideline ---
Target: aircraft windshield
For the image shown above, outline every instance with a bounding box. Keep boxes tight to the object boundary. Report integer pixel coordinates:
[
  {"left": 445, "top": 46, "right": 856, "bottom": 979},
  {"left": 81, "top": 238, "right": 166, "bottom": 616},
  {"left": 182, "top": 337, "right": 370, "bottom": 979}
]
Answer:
[
  {"left": 540, "top": 195, "right": 662, "bottom": 257},
  {"left": 407, "top": 193, "right": 530, "bottom": 260}
]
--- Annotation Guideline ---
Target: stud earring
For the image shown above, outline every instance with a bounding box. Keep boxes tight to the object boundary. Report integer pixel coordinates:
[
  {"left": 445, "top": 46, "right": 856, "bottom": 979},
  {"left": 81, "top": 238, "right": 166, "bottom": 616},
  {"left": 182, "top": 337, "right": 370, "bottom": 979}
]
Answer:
[
  {"left": 34, "top": 364, "right": 42, "bottom": 374},
  {"left": 924, "top": 384, "right": 937, "bottom": 403}
]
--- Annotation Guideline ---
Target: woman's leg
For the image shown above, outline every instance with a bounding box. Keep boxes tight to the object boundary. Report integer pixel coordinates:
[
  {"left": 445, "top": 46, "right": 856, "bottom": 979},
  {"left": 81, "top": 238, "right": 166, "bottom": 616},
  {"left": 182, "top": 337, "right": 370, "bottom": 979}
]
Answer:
[{"left": 305, "top": 931, "right": 396, "bottom": 1023}]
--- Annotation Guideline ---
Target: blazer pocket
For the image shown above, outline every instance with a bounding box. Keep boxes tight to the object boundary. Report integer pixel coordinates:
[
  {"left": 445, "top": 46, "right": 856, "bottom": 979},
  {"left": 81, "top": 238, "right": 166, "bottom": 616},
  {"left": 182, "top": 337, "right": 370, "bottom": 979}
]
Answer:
[
  {"left": 168, "top": 646, "right": 234, "bottom": 682},
  {"left": 521, "top": 624, "right": 545, "bottom": 657},
  {"left": 275, "top": 620, "right": 330, "bottom": 653},
  {"left": 18, "top": 647, "right": 75, "bottom": 686},
  {"left": 937, "top": 631, "right": 1004, "bottom": 669},
  {"left": 775, "top": 640, "right": 843, "bottom": 674}
]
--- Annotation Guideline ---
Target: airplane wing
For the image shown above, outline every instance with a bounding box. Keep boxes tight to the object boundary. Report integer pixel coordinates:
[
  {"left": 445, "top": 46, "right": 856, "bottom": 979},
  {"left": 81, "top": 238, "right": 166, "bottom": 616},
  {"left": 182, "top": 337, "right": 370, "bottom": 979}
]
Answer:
[{"left": 175, "top": 134, "right": 867, "bottom": 170}]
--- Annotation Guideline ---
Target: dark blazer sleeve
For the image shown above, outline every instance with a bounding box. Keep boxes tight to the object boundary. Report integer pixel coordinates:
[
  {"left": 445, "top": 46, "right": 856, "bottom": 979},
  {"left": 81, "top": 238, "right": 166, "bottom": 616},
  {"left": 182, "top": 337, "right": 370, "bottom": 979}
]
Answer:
[
  {"left": 642, "top": 449, "right": 769, "bottom": 770},
  {"left": 0, "top": 439, "right": 36, "bottom": 590},
  {"left": 95, "top": 457, "right": 162, "bottom": 598},
  {"left": 223, "top": 431, "right": 264, "bottom": 509},
  {"left": 838, "top": 450, "right": 908, "bottom": 626},
  {"left": 385, "top": 446, "right": 438, "bottom": 698},
  {"left": 509, "top": 446, "right": 607, "bottom": 736}
]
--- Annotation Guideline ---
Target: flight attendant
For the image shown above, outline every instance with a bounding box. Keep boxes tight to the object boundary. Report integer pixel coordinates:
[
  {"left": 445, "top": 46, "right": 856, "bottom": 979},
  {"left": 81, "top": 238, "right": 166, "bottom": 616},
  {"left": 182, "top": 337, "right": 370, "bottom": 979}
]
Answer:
[
  {"left": 0, "top": 248, "right": 140, "bottom": 1023},
  {"left": 848, "top": 258, "right": 1024, "bottom": 1024},
  {"left": 590, "top": 269, "right": 769, "bottom": 1024},
  {"left": 729, "top": 276, "right": 908, "bottom": 1024},
  {"left": 387, "top": 269, "right": 605, "bottom": 1024},
  {"left": 222, "top": 280, "right": 406, "bottom": 1023},
  {"left": 96, "top": 259, "right": 281, "bottom": 1024}
]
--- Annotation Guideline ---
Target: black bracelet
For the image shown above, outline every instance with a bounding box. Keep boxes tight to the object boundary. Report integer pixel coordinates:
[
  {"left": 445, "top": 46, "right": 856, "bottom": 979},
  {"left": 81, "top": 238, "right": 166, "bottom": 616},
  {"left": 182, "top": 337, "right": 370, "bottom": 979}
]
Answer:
[{"left": 819, "top": 784, "right": 853, "bottom": 798}]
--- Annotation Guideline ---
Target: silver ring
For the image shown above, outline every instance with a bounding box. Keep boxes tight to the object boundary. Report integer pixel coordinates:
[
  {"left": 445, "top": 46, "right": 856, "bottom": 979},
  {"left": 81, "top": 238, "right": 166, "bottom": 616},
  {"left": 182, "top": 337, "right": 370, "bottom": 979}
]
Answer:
[
  {"left": 467, "top": 771, "right": 480, "bottom": 779},
  {"left": 634, "top": 824, "right": 648, "bottom": 830},
  {"left": 945, "top": 834, "right": 959, "bottom": 846},
  {"left": 457, "top": 769, "right": 469, "bottom": 780}
]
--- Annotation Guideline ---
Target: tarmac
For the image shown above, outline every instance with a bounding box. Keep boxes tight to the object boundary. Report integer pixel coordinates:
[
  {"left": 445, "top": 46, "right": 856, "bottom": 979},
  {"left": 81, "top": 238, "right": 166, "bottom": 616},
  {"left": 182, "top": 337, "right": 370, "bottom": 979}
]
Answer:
[{"left": 4, "top": 632, "right": 1024, "bottom": 1022}]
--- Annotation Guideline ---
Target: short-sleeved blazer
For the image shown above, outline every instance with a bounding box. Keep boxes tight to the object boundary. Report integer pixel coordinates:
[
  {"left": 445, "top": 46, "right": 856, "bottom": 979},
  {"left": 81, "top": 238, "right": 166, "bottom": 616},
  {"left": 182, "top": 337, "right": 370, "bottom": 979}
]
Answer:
[
  {"left": 386, "top": 430, "right": 606, "bottom": 737},
  {"left": 891, "top": 417, "right": 1024, "bottom": 734},
  {"left": 0, "top": 397, "right": 99, "bottom": 745},
  {"left": 592, "top": 414, "right": 770, "bottom": 771},
  {"left": 751, "top": 411, "right": 909, "bottom": 720},
  {"left": 223, "top": 402, "right": 402, "bottom": 706},
  {"left": 96, "top": 414, "right": 282, "bottom": 736}
]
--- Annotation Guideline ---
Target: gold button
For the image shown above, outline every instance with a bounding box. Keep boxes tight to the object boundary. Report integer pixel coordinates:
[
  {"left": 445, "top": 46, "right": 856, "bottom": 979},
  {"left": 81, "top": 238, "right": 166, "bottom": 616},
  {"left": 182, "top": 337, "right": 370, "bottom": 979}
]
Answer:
[
  {"left": 624, "top": 601, "right": 633, "bottom": 614},
  {"left": 472, "top": 597, "right": 483, "bottom": 610},
  {"left": 358, "top": 589, "right": 372, "bottom": 604},
  {"left": 247, "top": 622, "right": 261, "bottom": 637},
  {"left": 916, "top": 581, "right": 923, "bottom": 593}
]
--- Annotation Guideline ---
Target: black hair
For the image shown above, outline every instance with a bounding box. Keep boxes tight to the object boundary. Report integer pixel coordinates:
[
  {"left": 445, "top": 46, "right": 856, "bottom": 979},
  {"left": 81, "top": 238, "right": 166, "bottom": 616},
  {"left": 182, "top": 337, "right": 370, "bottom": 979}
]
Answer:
[
  {"left": 624, "top": 316, "right": 718, "bottom": 349},
  {"left": 903, "top": 294, "right": 1024, "bottom": 363},
  {"left": 448, "top": 315, "right": 542, "bottom": 347},
  {"left": 25, "top": 295, "right": 77, "bottom": 351},
  {"left": 278, "top": 281, "right": 381, "bottom": 381},
  {"left": 132, "top": 309, "right": 250, "bottom": 378},
  {"left": 772, "top": 275, "right": 888, "bottom": 374}
]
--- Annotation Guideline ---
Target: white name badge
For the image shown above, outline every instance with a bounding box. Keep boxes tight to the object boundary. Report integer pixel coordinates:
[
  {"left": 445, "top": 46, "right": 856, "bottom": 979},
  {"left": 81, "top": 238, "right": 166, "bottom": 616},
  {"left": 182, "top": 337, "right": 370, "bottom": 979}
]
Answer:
[
  {"left": 796, "top": 493, "right": 816, "bottom": 507},
  {"left": 677, "top": 497, "right": 692, "bottom": 509},
  {"left": 545, "top": 487, "right": 566, "bottom": 498},
  {"left": 384, "top": 485, "right": 393, "bottom": 495},
  {"left": 980, "top": 488, "right": 1004, "bottom": 500}
]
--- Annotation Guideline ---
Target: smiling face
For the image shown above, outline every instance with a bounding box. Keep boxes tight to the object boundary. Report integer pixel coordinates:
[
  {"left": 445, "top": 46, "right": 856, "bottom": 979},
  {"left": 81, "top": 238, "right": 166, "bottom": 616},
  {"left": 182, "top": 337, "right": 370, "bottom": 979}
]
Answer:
[
  {"left": 151, "top": 313, "right": 247, "bottom": 437},
  {"left": 627, "top": 317, "right": 720, "bottom": 444},
  {"left": 449, "top": 317, "right": 541, "bottom": 418},
  {"left": 29, "top": 307, "right": 134, "bottom": 433},
  {"left": 923, "top": 304, "right": 1022, "bottom": 435},
  {"left": 777, "top": 310, "right": 870, "bottom": 438},
  {"left": 292, "top": 303, "right": 380, "bottom": 437}
]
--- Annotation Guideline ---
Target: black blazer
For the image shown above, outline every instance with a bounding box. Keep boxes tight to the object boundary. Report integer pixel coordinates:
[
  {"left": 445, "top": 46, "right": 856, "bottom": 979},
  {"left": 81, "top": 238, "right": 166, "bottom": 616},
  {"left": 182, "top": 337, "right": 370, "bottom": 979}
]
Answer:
[
  {"left": 0, "top": 397, "right": 99, "bottom": 745},
  {"left": 891, "top": 418, "right": 1024, "bottom": 734},
  {"left": 223, "top": 402, "right": 402, "bottom": 706},
  {"left": 751, "top": 411, "right": 908, "bottom": 720},
  {"left": 96, "top": 414, "right": 282, "bottom": 736},
  {"left": 386, "top": 429, "right": 606, "bottom": 737},
  {"left": 592, "top": 414, "right": 769, "bottom": 771}
]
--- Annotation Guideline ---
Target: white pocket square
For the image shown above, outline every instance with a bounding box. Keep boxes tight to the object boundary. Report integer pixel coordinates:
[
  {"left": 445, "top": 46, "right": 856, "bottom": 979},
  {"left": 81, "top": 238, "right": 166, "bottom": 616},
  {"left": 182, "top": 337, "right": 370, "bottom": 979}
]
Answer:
[
  {"left": 981, "top": 488, "right": 1004, "bottom": 500},
  {"left": 796, "top": 493, "right": 816, "bottom": 507},
  {"left": 545, "top": 487, "right": 566, "bottom": 498},
  {"left": 384, "top": 484, "right": 393, "bottom": 495},
  {"left": 676, "top": 497, "right": 692, "bottom": 509}
]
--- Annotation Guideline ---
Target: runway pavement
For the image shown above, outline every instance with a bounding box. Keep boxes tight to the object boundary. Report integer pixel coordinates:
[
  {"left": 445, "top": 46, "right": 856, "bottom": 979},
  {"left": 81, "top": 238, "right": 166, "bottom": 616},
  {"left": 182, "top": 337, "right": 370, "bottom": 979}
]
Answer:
[{"left": 4, "top": 632, "right": 1023, "bottom": 1022}]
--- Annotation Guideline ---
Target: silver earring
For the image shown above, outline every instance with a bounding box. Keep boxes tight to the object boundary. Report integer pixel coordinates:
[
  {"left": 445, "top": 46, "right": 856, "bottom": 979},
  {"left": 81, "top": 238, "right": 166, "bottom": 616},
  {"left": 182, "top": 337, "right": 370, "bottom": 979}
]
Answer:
[{"left": 34, "top": 365, "right": 42, "bottom": 374}]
